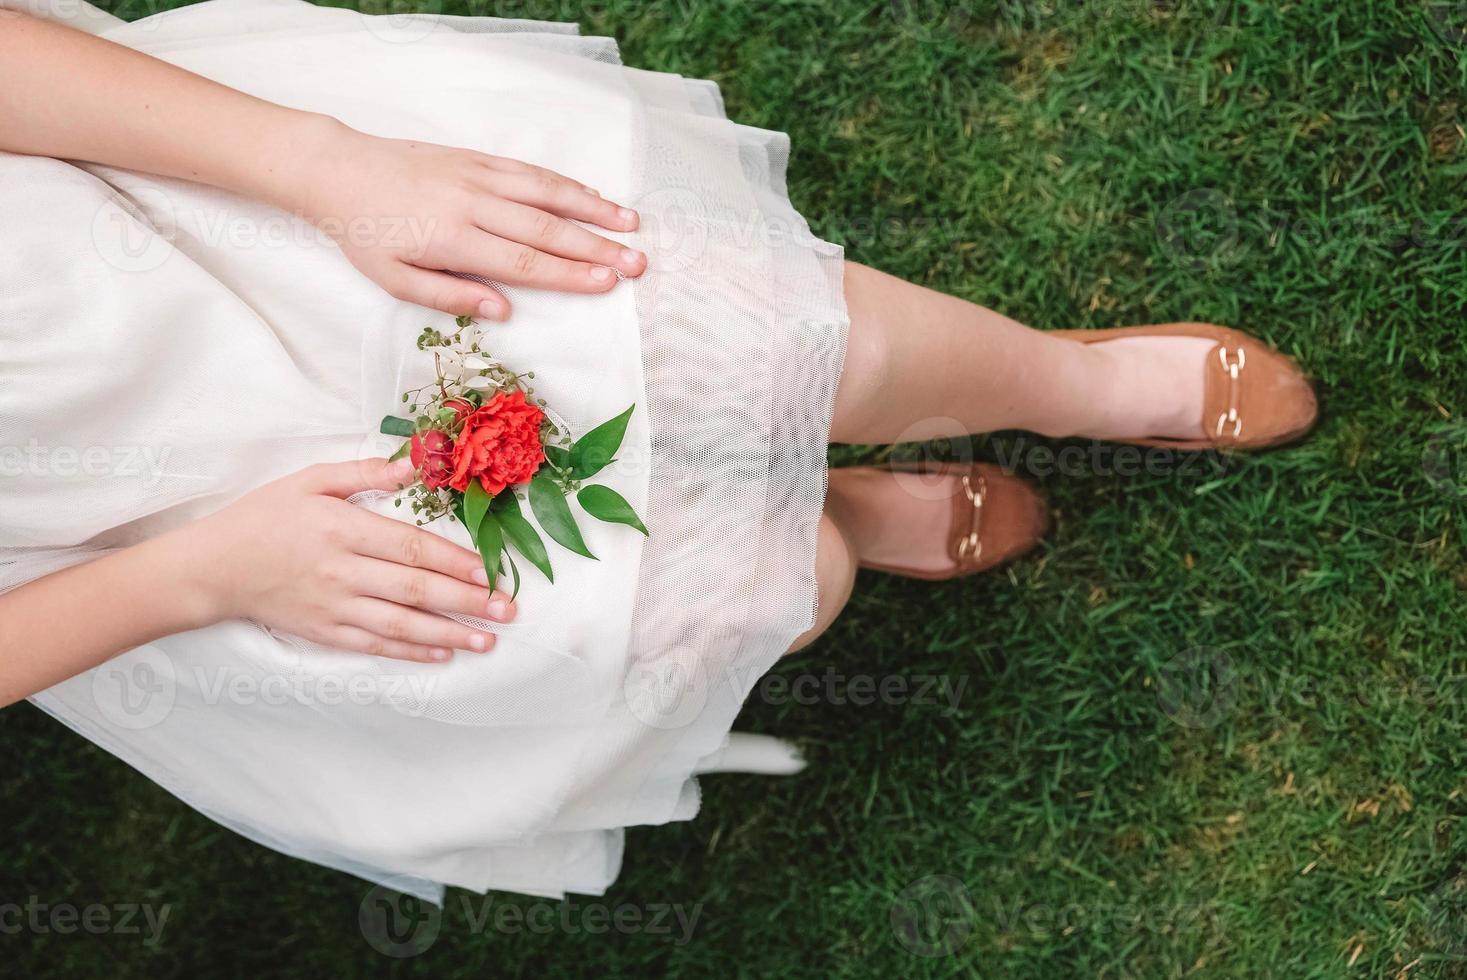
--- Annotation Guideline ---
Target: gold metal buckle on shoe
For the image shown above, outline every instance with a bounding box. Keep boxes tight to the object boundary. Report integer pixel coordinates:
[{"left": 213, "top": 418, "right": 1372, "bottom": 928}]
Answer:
[
  {"left": 1213, "top": 346, "right": 1246, "bottom": 440},
  {"left": 955, "top": 472, "right": 986, "bottom": 562}
]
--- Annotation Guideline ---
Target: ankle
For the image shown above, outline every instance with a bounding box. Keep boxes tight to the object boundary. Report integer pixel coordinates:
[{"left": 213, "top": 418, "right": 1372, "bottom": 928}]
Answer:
[
  {"left": 1021, "top": 340, "right": 1122, "bottom": 439},
  {"left": 1072, "top": 336, "right": 1211, "bottom": 441},
  {"left": 1084, "top": 342, "right": 1159, "bottom": 438}
]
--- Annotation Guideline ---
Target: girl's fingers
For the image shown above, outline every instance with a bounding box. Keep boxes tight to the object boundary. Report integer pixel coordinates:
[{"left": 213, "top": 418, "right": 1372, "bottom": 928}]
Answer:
[
  {"left": 478, "top": 154, "right": 600, "bottom": 196},
  {"left": 479, "top": 199, "right": 645, "bottom": 278},
  {"left": 299, "top": 457, "right": 416, "bottom": 498},
  {"left": 327, "top": 624, "right": 454, "bottom": 664},
  {"left": 448, "top": 229, "right": 622, "bottom": 294},
  {"left": 379, "top": 261, "right": 510, "bottom": 320},
  {"left": 344, "top": 597, "right": 497, "bottom": 654},
  {"left": 483, "top": 171, "right": 638, "bottom": 233},
  {"left": 346, "top": 509, "right": 491, "bottom": 588},
  {"left": 353, "top": 557, "right": 517, "bottom": 622}
]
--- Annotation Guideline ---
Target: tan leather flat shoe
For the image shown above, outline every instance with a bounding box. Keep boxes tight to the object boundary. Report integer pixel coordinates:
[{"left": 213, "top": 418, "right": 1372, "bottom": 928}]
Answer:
[
  {"left": 1050, "top": 323, "right": 1318, "bottom": 450},
  {"left": 856, "top": 462, "right": 1050, "bottom": 581}
]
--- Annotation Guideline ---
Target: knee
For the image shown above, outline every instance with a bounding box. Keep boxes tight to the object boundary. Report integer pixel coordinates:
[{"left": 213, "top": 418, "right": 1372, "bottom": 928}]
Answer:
[
  {"left": 788, "top": 514, "right": 856, "bottom": 653},
  {"left": 831, "top": 263, "right": 893, "bottom": 442}
]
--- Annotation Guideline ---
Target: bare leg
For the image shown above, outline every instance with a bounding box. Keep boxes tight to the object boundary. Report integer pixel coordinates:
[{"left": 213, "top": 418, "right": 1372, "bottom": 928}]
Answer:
[
  {"left": 831, "top": 262, "right": 1211, "bottom": 445},
  {"left": 797, "top": 262, "right": 1217, "bottom": 635},
  {"left": 786, "top": 513, "right": 856, "bottom": 653}
]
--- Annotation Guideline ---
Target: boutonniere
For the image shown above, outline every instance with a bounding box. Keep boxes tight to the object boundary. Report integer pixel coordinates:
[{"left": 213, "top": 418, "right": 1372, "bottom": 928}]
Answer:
[{"left": 380, "top": 316, "right": 647, "bottom": 597}]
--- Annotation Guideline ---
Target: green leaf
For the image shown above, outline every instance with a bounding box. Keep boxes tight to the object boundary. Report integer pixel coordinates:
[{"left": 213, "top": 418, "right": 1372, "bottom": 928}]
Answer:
[
  {"left": 463, "top": 481, "right": 491, "bottom": 539},
  {"left": 530, "top": 472, "right": 596, "bottom": 559},
  {"left": 577, "top": 484, "right": 649, "bottom": 536},
  {"left": 570, "top": 405, "right": 634, "bottom": 479},
  {"left": 474, "top": 512, "right": 503, "bottom": 590},
  {"left": 380, "top": 415, "right": 415, "bottom": 437},
  {"left": 543, "top": 445, "right": 571, "bottom": 472},
  {"left": 501, "top": 547, "right": 522, "bottom": 602},
  {"left": 387, "top": 440, "right": 413, "bottom": 464},
  {"left": 493, "top": 492, "right": 553, "bottom": 582}
]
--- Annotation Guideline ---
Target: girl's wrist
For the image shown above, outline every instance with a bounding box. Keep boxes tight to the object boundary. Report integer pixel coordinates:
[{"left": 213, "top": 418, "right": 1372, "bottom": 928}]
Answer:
[
  {"left": 242, "top": 110, "right": 360, "bottom": 222},
  {"left": 135, "top": 521, "right": 231, "bottom": 633}
]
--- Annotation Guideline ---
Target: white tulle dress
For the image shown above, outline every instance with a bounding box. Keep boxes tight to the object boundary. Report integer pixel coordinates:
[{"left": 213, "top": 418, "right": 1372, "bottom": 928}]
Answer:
[{"left": 0, "top": 0, "right": 847, "bottom": 902}]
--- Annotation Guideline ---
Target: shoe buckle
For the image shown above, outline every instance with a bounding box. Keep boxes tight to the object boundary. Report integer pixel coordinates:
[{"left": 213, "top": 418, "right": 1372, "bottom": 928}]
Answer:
[
  {"left": 956, "top": 473, "right": 985, "bottom": 562},
  {"left": 1213, "top": 346, "right": 1246, "bottom": 440}
]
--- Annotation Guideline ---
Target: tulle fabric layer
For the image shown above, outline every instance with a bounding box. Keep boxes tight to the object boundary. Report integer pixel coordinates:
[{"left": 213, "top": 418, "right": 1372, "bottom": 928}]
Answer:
[{"left": 1, "top": 0, "right": 847, "bottom": 902}]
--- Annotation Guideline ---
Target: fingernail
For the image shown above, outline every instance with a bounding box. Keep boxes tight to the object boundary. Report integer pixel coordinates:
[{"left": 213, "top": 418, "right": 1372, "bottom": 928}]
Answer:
[
  {"left": 470, "top": 566, "right": 491, "bottom": 586},
  {"left": 477, "top": 299, "right": 502, "bottom": 319},
  {"left": 618, "top": 207, "right": 638, "bottom": 226},
  {"left": 469, "top": 633, "right": 488, "bottom": 651},
  {"left": 590, "top": 265, "right": 613, "bottom": 282},
  {"left": 621, "top": 248, "right": 644, "bottom": 267},
  {"left": 487, "top": 596, "right": 512, "bottom": 620},
  {"left": 430, "top": 648, "right": 450, "bottom": 661}
]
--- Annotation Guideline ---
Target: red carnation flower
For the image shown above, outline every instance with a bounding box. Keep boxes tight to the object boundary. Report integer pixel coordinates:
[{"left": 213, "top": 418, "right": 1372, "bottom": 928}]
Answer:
[{"left": 448, "top": 390, "right": 546, "bottom": 495}]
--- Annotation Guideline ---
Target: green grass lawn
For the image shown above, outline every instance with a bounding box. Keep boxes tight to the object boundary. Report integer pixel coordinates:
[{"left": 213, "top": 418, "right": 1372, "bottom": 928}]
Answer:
[{"left": 6, "top": 0, "right": 1467, "bottom": 976}]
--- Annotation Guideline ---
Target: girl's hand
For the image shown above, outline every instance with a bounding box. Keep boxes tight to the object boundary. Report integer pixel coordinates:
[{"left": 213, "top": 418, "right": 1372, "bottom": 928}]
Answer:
[
  {"left": 188, "top": 457, "right": 513, "bottom": 663},
  {"left": 1, "top": 16, "right": 646, "bottom": 320},
  {"left": 297, "top": 123, "right": 648, "bottom": 320}
]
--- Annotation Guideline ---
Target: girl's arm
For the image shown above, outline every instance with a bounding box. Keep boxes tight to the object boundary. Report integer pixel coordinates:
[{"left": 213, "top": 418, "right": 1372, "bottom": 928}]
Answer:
[
  {"left": 0, "top": 458, "right": 518, "bottom": 708},
  {"left": 0, "top": 9, "right": 648, "bottom": 319},
  {"left": 0, "top": 7, "right": 335, "bottom": 214},
  {"left": 0, "top": 519, "right": 218, "bottom": 707}
]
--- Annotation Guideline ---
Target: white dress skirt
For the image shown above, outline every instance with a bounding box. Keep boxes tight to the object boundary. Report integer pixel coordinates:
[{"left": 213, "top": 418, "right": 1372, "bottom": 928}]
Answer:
[{"left": 0, "top": 0, "right": 847, "bottom": 902}]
